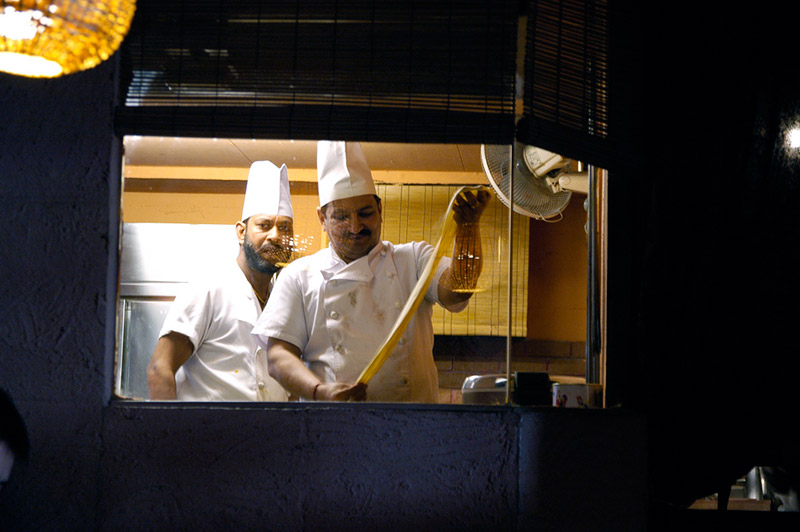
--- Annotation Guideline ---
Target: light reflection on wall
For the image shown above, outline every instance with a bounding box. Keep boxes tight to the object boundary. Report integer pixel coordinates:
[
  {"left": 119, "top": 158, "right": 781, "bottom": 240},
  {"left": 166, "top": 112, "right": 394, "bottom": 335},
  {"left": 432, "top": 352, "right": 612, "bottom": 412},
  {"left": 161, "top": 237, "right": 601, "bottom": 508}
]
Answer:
[{"left": 788, "top": 127, "right": 800, "bottom": 149}]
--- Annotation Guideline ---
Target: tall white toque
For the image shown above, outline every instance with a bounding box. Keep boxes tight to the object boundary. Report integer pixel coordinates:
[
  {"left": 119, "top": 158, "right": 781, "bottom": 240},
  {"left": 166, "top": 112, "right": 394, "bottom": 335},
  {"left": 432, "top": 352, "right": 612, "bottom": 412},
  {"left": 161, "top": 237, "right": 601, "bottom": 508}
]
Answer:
[
  {"left": 317, "top": 140, "right": 376, "bottom": 206},
  {"left": 241, "top": 160, "right": 294, "bottom": 221}
]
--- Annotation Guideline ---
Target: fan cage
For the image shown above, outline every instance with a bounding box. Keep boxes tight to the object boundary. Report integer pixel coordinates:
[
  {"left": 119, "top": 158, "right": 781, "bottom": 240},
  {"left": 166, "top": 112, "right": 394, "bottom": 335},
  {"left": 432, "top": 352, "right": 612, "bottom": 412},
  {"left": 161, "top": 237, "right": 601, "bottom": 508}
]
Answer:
[{"left": 481, "top": 143, "right": 572, "bottom": 220}]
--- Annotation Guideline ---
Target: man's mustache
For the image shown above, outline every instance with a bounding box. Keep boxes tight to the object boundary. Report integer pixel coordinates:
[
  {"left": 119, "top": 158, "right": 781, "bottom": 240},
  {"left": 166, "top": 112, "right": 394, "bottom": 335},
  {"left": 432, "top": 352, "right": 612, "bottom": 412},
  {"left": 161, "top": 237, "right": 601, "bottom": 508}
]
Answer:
[
  {"left": 258, "top": 242, "right": 292, "bottom": 258},
  {"left": 345, "top": 229, "right": 371, "bottom": 238},
  {"left": 258, "top": 240, "right": 290, "bottom": 252}
]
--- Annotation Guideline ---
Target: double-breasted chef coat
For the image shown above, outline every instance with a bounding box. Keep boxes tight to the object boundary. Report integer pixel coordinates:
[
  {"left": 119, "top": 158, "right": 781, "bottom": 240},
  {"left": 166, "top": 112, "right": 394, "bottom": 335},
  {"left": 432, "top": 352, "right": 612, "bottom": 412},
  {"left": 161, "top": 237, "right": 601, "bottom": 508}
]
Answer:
[
  {"left": 159, "top": 260, "right": 288, "bottom": 401},
  {"left": 253, "top": 240, "right": 468, "bottom": 402}
]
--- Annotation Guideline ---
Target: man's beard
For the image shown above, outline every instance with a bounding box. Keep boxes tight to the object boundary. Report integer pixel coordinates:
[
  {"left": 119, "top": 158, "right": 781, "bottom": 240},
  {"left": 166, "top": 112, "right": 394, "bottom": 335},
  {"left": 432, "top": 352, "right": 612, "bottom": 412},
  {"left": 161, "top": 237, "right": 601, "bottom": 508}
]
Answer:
[{"left": 242, "top": 234, "right": 285, "bottom": 276}]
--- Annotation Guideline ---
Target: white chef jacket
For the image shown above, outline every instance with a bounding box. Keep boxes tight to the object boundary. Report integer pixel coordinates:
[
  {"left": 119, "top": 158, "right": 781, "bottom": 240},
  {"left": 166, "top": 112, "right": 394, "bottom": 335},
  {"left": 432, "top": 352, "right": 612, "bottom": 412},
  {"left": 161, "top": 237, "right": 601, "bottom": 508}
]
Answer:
[
  {"left": 252, "top": 240, "right": 468, "bottom": 403},
  {"left": 159, "top": 260, "right": 288, "bottom": 402}
]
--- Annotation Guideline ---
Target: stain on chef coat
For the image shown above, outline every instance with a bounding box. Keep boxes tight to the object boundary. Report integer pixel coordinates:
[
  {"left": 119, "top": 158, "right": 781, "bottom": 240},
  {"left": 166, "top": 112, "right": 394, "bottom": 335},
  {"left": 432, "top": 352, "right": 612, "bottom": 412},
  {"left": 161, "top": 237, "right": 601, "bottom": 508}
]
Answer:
[{"left": 321, "top": 245, "right": 412, "bottom": 397}]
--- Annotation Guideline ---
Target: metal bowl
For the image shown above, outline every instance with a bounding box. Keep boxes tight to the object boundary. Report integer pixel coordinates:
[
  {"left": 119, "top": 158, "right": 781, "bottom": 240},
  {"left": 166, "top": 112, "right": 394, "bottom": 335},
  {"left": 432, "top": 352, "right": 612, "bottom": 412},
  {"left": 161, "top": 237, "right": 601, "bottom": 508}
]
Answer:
[{"left": 461, "top": 374, "right": 508, "bottom": 405}]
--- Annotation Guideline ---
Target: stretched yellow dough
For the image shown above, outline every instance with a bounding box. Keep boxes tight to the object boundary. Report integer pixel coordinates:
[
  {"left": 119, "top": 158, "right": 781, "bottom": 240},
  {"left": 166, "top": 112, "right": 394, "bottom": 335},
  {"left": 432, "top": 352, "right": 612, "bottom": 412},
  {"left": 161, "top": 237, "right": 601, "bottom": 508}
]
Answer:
[{"left": 356, "top": 185, "right": 490, "bottom": 384}]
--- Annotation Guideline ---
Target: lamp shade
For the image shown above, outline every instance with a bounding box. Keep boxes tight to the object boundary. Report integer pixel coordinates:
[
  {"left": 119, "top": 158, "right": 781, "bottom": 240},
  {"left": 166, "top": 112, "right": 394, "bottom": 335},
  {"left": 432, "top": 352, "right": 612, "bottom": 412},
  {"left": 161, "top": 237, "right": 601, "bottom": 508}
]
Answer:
[{"left": 0, "top": 0, "right": 136, "bottom": 78}]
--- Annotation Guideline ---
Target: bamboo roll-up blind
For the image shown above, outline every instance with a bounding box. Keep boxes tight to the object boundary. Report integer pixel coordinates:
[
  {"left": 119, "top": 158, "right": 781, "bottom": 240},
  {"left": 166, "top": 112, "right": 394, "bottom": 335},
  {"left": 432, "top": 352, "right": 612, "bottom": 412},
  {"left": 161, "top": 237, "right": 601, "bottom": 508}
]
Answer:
[
  {"left": 115, "top": 0, "right": 519, "bottom": 144},
  {"left": 518, "top": 0, "right": 612, "bottom": 169},
  {"left": 377, "top": 183, "right": 528, "bottom": 337}
]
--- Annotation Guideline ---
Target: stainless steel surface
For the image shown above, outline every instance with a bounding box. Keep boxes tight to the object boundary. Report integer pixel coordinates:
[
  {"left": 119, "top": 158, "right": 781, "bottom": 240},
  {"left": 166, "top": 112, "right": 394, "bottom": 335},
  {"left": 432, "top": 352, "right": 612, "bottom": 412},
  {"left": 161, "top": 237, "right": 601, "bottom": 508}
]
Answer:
[
  {"left": 116, "top": 222, "right": 241, "bottom": 398},
  {"left": 506, "top": 144, "right": 514, "bottom": 405},
  {"left": 462, "top": 374, "right": 508, "bottom": 405},
  {"left": 116, "top": 298, "right": 173, "bottom": 399},
  {"left": 120, "top": 223, "right": 239, "bottom": 295},
  {"left": 586, "top": 165, "right": 600, "bottom": 384},
  {"left": 745, "top": 467, "right": 765, "bottom": 500}
]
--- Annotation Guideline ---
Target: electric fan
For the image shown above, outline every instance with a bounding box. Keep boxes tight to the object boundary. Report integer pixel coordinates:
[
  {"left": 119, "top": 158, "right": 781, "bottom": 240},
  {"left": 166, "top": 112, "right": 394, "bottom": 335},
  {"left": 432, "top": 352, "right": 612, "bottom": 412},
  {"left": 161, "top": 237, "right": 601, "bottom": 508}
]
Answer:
[{"left": 481, "top": 142, "right": 588, "bottom": 221}]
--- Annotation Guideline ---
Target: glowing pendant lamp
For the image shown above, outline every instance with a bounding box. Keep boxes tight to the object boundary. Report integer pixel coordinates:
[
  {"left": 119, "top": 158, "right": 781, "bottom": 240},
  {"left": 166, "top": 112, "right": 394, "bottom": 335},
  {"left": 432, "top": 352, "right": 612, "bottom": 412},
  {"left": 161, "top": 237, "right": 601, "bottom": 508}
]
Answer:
[{"left": 0, "top": 0, "right": 136, "bottom": 78}]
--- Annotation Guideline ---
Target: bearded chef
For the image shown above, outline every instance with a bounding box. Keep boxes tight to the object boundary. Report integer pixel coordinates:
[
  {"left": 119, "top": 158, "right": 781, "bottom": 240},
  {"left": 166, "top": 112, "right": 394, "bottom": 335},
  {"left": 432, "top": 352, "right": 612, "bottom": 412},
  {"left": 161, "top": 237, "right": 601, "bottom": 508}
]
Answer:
[
  {"left": 147, "top": 160, "right": 294, "bottom": 401},
  {"left": 252, "top": 141, "right": 490, "bottom": 403}
]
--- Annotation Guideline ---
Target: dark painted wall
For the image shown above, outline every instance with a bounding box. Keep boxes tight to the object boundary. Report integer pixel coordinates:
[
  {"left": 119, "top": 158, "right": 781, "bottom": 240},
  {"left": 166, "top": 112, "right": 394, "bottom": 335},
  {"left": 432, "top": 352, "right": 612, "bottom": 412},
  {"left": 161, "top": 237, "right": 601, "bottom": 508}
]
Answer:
[
  {"left": 604, "top": 3, "right": 800, "bottom": 519},
  {"left": 0, "top": 54, "right": 646, "bottom": 532},
  {"left": 7, "top": 3, "right": 800, "bottom": 530},
  {"left": 0, "top": 60, "right": 118, "bottom": 530},
  {"left": 98, "top": 405, "right": 521, "bottom": 532}
]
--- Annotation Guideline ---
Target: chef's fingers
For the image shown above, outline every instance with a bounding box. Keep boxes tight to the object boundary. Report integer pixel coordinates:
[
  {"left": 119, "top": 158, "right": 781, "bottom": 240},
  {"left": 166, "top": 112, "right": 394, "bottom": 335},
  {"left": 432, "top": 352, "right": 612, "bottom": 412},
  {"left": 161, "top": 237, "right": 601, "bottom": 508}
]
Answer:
[
  {"left": 328, "top": 382, "right": 367, "bottom": 402},
  {"left": 453, "top": 190, "right": 490, "bottom": 225},
  {"left": 343, "top": 382, "right": 367, "bottom": 402},
  {"left": 350, "top": 382, "right": 368, "bottom": 402},
  {"left": 323, "top": 382, "right": 351, "bottom": 401},
  {"left": 461, "top": 190, "right": 478, "bottom": 207},
  {"left": 476, "top": 189, "right": 491, "bottom": 206}
]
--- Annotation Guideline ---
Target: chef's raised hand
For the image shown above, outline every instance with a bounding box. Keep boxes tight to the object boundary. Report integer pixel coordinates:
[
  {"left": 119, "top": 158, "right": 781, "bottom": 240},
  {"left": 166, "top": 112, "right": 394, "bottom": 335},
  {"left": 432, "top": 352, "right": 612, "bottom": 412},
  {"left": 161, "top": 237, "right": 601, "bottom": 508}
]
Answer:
[
  {"left": 452, "top": 188, "right": 491, "bottom": 226},
  {"left": 439, "top": 187, "right": 491, "bottom": 303}
]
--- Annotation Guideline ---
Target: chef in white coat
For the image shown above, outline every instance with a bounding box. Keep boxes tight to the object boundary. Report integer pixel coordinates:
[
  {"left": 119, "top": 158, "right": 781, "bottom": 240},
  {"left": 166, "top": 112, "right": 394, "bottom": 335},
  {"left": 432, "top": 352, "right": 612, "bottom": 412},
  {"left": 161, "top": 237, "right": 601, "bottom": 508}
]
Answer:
[
  {"left": 252, "top": 141, "right": 490, "bottom": 402},
  {"left": 147, "top": 160, "right": 294, "bottom": 401}
]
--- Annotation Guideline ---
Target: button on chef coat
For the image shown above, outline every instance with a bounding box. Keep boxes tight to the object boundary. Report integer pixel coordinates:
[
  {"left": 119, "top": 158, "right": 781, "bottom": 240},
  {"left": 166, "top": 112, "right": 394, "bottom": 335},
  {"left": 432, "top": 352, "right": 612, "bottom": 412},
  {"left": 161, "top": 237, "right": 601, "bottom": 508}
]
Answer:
[
  {"left": 253, "top": 240, "right": 468, "bottom": 402},
  {"left": 159, "top": 260, "right": 289, "bottom": 402}
]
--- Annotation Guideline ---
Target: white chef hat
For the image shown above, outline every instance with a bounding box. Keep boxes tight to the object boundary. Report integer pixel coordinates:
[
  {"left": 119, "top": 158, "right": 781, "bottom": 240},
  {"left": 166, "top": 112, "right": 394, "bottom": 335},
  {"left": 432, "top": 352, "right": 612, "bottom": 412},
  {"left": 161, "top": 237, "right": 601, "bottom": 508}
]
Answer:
[
  {"left": 317, "top": 140, "right": 376, "bottom": 206},
  {"left": 241, "top": 160, "right": 293, "bottom": 220}
]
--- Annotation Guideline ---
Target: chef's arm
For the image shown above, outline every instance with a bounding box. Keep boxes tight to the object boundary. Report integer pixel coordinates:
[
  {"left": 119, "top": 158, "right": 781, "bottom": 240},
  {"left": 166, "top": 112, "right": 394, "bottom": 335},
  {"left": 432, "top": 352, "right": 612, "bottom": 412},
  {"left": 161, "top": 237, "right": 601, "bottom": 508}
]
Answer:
[
  {"left": 147, "top": 332, "right": 194, "bottom": 400},
  {"left": 266, "top": 337, "right": 366, "bottom": 401},
  {"left": 438, "top": 189, "right": 490, "bottom": 307}
]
